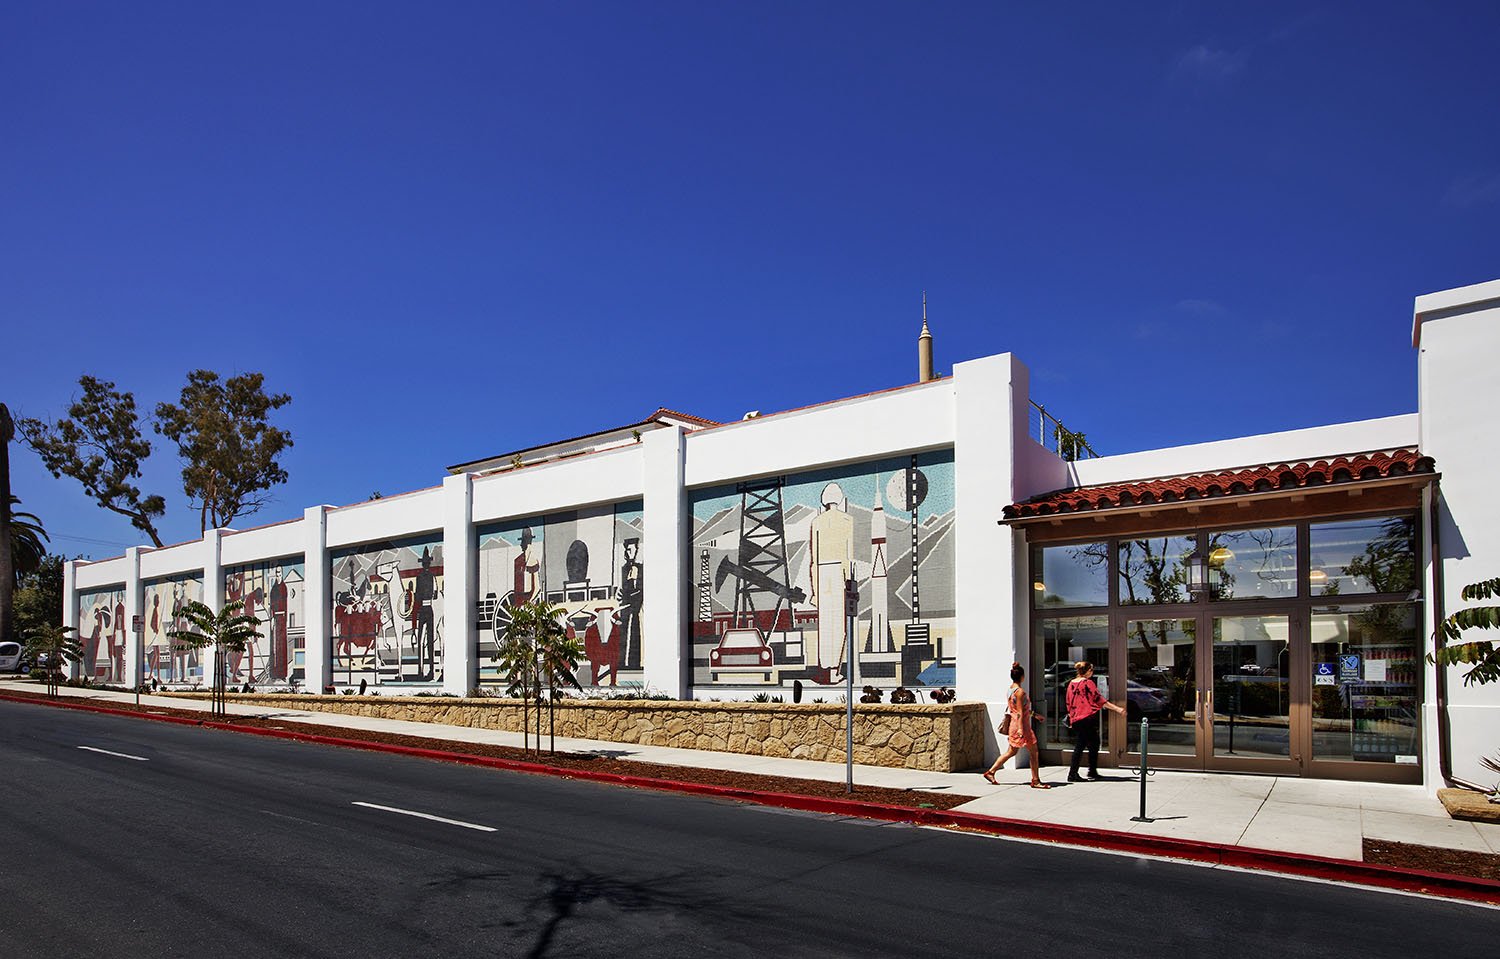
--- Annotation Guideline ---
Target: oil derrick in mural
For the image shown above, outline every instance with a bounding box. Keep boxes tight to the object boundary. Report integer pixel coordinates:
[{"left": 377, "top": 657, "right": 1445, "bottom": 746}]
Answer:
[
  {"left": 708, "top": 479, "right": 805, "bottom": 683},
  {"left": 696, "top": 550, "right": 713, "bottom": 634},
  {"left": 888, "top": 457, "right": 937, "bottom": 684}
]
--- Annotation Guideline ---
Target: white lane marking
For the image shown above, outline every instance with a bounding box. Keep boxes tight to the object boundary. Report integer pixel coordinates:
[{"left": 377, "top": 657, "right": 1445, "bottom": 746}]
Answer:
[
  {"left": 77, "top": 745, "right": 149, "bottom": 762},
  {"left": 351, "top": 801, "right": 496, "bottom": 833}
]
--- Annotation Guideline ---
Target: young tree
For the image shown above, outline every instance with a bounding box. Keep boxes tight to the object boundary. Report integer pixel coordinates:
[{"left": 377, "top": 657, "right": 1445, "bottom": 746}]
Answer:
[
  {"left": 532, "top": 599, "right": 584, "bottom": 754},
  {"left": 168, "top": 598, "right": 262, "bottom": 717},
  {"left": 18, "top": 377, "right": 166, "bottom": 547},
  {"left": 498, "top": 599, "right": 548, "bottom": 754},
  {"left": 154, "top": 371, "right": 293, "bottom": 533},
  {"left": 23, "top": 623, "right": 82, "bottom": 698},
  {"left": 1431, "top": 577, "right": 1500, "bottom": 687}
]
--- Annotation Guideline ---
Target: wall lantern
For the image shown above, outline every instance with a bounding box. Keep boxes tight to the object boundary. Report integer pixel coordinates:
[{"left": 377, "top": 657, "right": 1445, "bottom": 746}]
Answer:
[{"left": 1184, "top": 547, "right": 1208, "bottom": 596}]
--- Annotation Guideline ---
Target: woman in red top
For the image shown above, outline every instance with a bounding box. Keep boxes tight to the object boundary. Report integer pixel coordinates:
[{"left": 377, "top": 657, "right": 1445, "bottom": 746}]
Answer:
[
  {"left": 1066, "top": 660, "right": 1125, "bottom": 782},
  {"left": 981, "top": 662, "right": 1051, "bottom": 788}
]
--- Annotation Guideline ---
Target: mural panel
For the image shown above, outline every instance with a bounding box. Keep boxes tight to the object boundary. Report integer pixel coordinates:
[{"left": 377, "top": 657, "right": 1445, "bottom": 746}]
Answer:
[
  {"left": 142, "top": 573, "right": 205, "bottom": 685},
  {"left": 224, "top": 557, "right": 306, "bottom": 687},
  {"left": 478, "top": 501, "right": 644, "bottom": 689},
  {"left": 77, "top": 587, "right": 127, "bottom": 683},
  {"left": 331, "top": 536, "right": 443, "bottom": 687},
  {"left": 689, "top": 450, "right": 955, "bottom": 691}
]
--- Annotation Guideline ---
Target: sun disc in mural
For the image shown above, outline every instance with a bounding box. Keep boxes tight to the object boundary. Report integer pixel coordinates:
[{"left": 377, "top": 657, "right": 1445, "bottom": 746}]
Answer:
[
  {"left": 330, "top": 536, "right": 443, "bottom": 686},
  {"left": 689, "top": 450, "right": 955, "bottom": 690},
  {"left": 478, "top": 501, "right": 644, "bottom": 689},
  {"left": 224, "top": 558, "right": 305, "bottom": 687},
  {"left": 142, "top": 573, "right": 206, "bottom": 685},
  {"left": 77, "top": 586, "right": 128, "bottom": 683}
]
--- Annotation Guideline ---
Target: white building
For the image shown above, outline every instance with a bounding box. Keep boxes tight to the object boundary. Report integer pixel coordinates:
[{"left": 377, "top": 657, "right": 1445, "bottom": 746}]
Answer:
[{"left": 64, "top": 277, "right": 1500, "bottom": 792}]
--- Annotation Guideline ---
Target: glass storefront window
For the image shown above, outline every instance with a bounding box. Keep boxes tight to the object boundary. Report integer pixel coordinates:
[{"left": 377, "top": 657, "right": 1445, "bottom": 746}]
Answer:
[
  {"left": 1309, "top": 515, "right": 1417, "bottom": 597},
  {"left": 1036, "top": 616, "right": 1108, "bottom": 750},
  {"left": 1123, "top": 619, "right": 1196, "bottom": 755},
  {"left": 1310, "top": 604, "right": 1420, "bottom": 765},
  {"left": 1208, "top": 526, "right": 1297, "bottom": 601},
  {"left": 1032, "top": 543, "right": 1108, "bottom": 608},
  {"left": 1118, "top": 535, "right": 1196, "bottom": 605}
]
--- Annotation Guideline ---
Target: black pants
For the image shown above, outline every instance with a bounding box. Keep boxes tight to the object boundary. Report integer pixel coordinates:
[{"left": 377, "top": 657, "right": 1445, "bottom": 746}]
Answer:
[{"left": 1069, "top": 713, "right": 1101, "bottom": 778}]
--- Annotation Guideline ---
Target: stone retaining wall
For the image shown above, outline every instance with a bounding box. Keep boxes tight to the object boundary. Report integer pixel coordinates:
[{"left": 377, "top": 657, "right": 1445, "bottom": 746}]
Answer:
[{"left": 176, "top": 694, "right": 987, "bottom": 772}]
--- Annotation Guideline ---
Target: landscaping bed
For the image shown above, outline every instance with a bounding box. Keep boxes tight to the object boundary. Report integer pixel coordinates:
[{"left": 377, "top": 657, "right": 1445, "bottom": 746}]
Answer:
[
  {"left": 1362, "top": 837, "right": 1500, "bottom": 882},
  {"left": 1, "top": 688, "right": 976, "bottom": 811}
]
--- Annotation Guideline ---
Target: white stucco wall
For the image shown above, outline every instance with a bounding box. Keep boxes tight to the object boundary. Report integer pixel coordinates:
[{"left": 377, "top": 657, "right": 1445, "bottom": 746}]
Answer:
[{"left": 1416, "top": 280, "right": 1500, "bottom": 791}]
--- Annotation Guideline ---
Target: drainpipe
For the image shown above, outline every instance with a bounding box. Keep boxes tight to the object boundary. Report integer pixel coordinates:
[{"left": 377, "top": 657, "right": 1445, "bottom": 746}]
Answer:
[{"left": 1430, "top": 477, "right": 1485, "bottom": 792}]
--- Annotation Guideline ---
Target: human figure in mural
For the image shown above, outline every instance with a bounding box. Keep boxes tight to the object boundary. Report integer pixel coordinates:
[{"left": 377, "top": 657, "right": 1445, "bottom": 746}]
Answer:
[
  {"left": 241, "top": 578, "right": 264, "bottom": 682},
  {"left": 170, "top": 583, "right": 186, "bottom": 683},
  {"left": 148, "top": 592, "right": 162, "bottom": 679},
  {"left": 269, "top": 567, "right": 289, "bottom": 681},
  {"left": 110, "top": 597, "right": 126, "bottom": 680},
  {"left": 414, "top": 547, "right": 437, "bottom": 680},
  {"left": 582, "top": 606, "right": 619, "bottom": 685},
  {"left": 809, "top": 482, "right": 854, "bottom": 680},
  {"left": 85, "top": 604, "right": 105, "bottom": 680},
  {"left": 618, "top": 537, "right": 643, "bottom": 669},
  {"left": 513, "top": 528, "right": 540, "bottom": 604}
]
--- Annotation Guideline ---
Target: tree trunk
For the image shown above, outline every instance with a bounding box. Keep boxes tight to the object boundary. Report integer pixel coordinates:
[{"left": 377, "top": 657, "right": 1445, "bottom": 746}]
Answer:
[{"left": 0, "top": 403, "right": 15, "bottom": 645}]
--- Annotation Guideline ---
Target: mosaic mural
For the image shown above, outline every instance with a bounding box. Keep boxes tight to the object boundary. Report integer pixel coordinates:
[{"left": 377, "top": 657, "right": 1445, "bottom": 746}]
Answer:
[
  {"left": 331, "top": 536, "right": 443, "bottom": 687},
  {"left": 478, "top": 501, "right": 644, "bottom": 689},
  {"left": 142, "top": 573, "right": 205, "bottom": 685},
  {"left": 689, "top": 450, "right": 955, "bottom": 691},
  {"left": 224, "top": 558, "right": 306, "bottom": 687},
  {"left": 78, "top": 586, "right": 127, "bottom": 683}
]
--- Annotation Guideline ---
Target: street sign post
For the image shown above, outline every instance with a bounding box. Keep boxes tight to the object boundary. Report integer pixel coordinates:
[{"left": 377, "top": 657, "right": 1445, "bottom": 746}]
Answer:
[
  {"left": 844, "top": 578, "right": 859, "bottom": 794},
  {"left": 132, "top": 616, "right": 144, "bottom": 707}
]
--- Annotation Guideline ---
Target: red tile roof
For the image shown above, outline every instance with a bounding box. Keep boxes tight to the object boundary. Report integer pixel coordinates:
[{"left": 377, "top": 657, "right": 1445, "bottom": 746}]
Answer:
[{"left": 1004, "top": 448, "right": 1434, "bottom": 520}]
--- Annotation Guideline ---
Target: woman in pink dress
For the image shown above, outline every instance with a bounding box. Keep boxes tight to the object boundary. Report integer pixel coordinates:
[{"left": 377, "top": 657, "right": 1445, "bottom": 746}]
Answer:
[{"left": 981, "top": 662, "right": 1052, "bottom": 788}]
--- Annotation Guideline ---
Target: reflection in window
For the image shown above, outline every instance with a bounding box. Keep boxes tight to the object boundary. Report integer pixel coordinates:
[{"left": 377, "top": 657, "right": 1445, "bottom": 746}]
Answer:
[
  {"left": 1032, "top": 543, "right": 1108, "bottom": 608},
  {"left": 1118, "top": 536, "right": 1195, "bottom": 605},
  {"left": 1209, "top": 526, "right": 1297, "bottom": 601},
  {"left": 1309, "top": 516, "right": 1417, "bottom": 597},
  {"left": 1036, "top": 616, "right": 1108, "bottom": 749},
  {"left": 1310, "top": 604, "right": 1419, "bottom": 764},
  {"left": 1124, "top": 618, "right": 1196, "bottom": 755}
]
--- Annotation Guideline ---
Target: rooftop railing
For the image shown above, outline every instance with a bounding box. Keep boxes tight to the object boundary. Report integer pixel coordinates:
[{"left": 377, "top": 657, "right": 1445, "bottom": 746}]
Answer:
[{"left": 1030, "top": 400, "right": 1098, "bottom": 461}]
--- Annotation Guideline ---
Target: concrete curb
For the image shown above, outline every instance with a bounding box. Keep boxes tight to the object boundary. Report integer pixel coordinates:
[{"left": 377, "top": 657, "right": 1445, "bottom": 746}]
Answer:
[{"left": 6, "top": 691, "right": 1498, "bottom": 906}]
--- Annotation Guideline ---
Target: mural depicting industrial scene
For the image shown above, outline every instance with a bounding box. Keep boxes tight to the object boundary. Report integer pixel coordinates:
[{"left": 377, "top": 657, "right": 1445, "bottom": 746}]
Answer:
[
  {"left": 142, "top": 573, "right": 205, "bottom": 685},
  {"left": 330, "top": 536, "right": 443, "bottom": 687},
  {"left": 477, "top": 501, "right": 644, "bottom": 689},
  {"left": 224, "top": 558, "right": 305, "bottom": 687},
  {"left": 77, "top": 586, "right": 127, "bottom": 684},
  {"left": 690, "top": 450, "right": 955, "bottom": 691}
]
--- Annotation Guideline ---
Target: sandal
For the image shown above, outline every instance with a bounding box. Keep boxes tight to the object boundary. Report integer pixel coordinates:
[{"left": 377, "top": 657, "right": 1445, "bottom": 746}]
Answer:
[
  {"left": 981, "top": 771, "right": 998, "bottom": 785},
  {"left": 1029, "top": 782, "right": 1053, "bottom": 789}
]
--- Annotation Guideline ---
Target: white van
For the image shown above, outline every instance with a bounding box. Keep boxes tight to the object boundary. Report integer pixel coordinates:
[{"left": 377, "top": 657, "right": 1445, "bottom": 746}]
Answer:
[{"left": 0, "top": 641, "right": 25, "bottom": 673}]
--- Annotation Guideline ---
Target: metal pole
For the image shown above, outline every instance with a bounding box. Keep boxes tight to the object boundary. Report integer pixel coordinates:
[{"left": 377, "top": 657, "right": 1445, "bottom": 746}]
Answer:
[
  {"left": 1131, "top": 717, "right": 1152, "bottom": 822},
  {"left": 845, "top": 577, "right": 858, "bottom": 795}
]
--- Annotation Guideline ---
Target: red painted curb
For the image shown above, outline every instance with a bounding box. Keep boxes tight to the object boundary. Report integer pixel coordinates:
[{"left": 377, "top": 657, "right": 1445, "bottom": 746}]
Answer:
[{"left": 4, "top": 691, "right": 1497, "bottom": 905}]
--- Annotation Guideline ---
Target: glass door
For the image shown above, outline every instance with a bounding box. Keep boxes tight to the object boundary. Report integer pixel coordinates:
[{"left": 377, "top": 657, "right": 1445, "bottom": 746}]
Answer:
[
  {"left": 1116, "top": 610, "right": 1304, "bottom": 773},
  {"left": 1206, "top": 613, "right": 1300, "bottom": 772}
]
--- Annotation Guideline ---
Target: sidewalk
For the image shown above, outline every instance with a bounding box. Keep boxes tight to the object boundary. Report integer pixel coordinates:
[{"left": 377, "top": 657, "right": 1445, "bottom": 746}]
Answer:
[{"left": 9, "top": 679, "right": 1498, "bottom": 865}]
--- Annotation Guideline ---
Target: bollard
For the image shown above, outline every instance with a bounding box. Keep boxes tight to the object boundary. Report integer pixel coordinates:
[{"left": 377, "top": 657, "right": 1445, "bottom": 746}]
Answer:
[{"left": 1130, "top": 717, "right": 1153, "bottom": 823}]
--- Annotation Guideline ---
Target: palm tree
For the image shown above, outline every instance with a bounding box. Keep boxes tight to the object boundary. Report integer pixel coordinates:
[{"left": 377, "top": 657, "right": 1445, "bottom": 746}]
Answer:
[
  {"left": 23, "top": 623, "right": 82, "bottom": 698},
  {"left": 1431, "top": 576, "right": 1500, "bottom": 686},
  {"left": 168, "top": 599, "right": 261, "bottom": 717},
  {"left": 8, "top": 496, "right": 48, "bottom": 579},
  {"left": 1, "top": 403, "right": 15, "bottom": 643}
]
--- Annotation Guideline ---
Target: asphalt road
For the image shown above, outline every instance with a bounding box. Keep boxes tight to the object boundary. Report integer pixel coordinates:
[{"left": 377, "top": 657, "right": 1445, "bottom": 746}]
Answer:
[{"left": 0, "top": 700, "right": 1493, "bottom": 958}]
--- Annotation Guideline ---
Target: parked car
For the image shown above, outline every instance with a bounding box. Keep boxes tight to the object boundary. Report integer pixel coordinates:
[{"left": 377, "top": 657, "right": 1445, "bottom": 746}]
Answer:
[{"left": 0, "top": 641, "right": 26, "bottom": 673}]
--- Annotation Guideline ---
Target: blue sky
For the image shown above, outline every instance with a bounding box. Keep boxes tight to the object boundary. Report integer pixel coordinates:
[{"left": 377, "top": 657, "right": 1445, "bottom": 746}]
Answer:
[{"left": 5, "top": 2, "right": 1498, "bottom": 557}]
